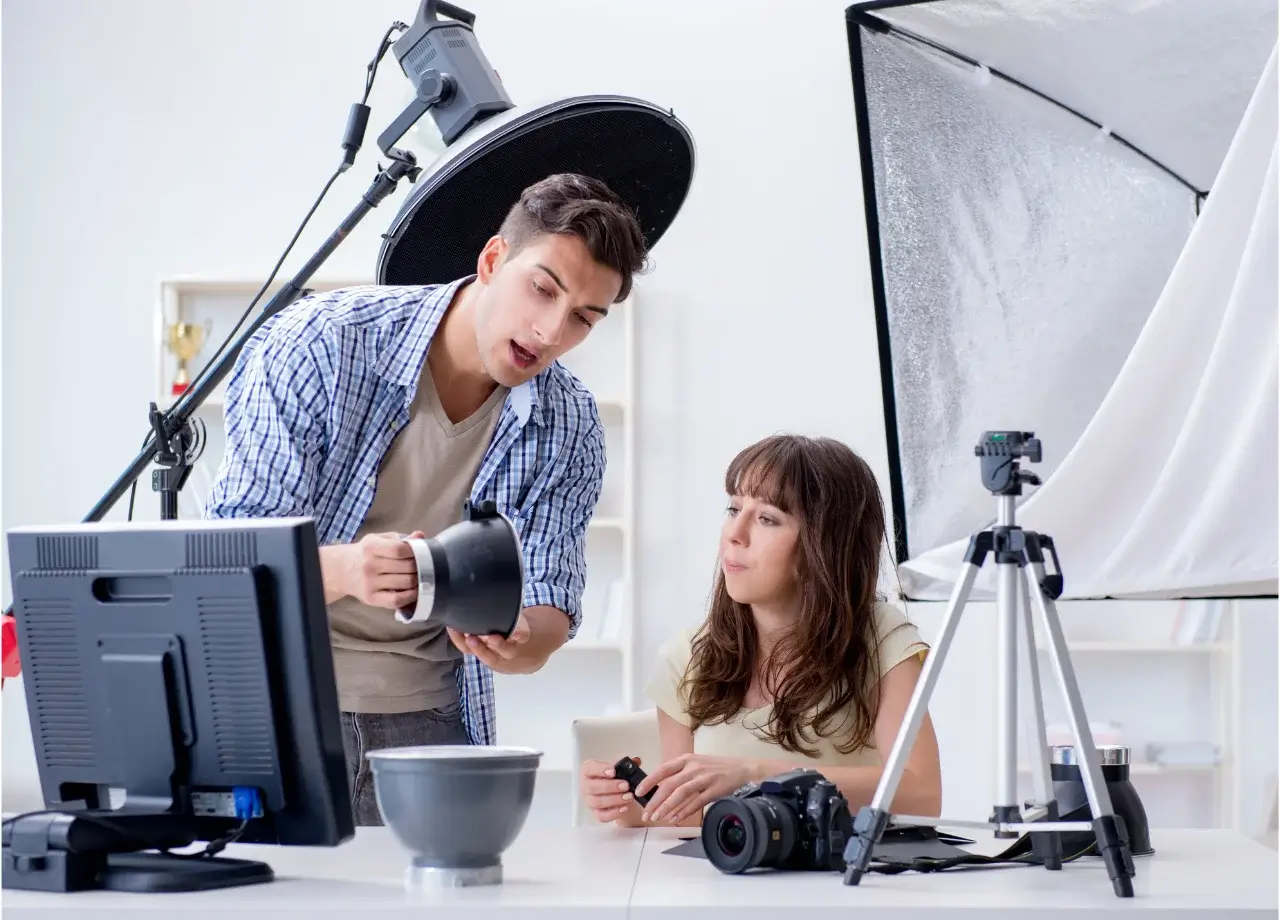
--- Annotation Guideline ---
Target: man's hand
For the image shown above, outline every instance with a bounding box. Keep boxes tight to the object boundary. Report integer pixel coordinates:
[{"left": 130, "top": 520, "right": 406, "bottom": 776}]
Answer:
[
  {"left": 447, "top": 613, "right": 535, "bottom": 674},
  {"left": 320, "top": 531, "right": 424, "bottom": 608}
]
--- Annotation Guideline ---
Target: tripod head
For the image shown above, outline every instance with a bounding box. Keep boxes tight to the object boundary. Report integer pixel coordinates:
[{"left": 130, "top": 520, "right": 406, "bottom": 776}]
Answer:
[{"left": 975, "top": 430, "right": 1043, "bottom": 496}]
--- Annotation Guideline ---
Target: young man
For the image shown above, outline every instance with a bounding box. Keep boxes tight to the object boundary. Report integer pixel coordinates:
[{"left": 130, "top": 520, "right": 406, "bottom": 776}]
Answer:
[{"left": 205, "top": 173, "right": 646, "bottom": 825}]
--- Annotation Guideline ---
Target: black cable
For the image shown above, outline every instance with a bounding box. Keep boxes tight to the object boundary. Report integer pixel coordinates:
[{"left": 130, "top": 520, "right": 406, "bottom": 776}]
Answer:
[
  {"left": 160, "top": 819, "right": 251, "bottom": 860},
  {"left": 126, "top": 430, "right": 150, "bottom": 521},
  {"left": 166, "top": 19, "right": 407, "bottom": 410},
  {"left": 365, "top": 23, "right": 408, "bottom": 105},
  {"left": 125, "top": 164, "right": 342, "bottom": 528},
  {"left": 122, "top": 20, "right": 409, "bottom": 520},
  {"left": 174, "top": 164, "right": 344, "bottom": 412},
  {"left": 4, "top": 808, "right": 255, "bottom": 862}
]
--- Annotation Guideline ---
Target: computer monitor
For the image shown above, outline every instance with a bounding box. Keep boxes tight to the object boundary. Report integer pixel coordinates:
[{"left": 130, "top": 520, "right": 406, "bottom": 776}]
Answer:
[{"left": 1, "top": 517, "right": 353, "bottom": 893}]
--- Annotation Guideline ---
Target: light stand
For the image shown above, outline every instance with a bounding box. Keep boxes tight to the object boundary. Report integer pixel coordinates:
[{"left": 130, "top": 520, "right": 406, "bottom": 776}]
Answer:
[
  {"left": 78, "top": 0, "right": 508, "bottom": 528},
  {"left": 840, "top": 431, "right": 1137, "bottom": 898},
  {"left": 90, "top": 155, "right": 421, "bottom": 526}
]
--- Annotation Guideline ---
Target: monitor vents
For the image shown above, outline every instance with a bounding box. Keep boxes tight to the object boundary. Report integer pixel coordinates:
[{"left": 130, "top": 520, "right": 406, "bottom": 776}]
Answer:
[
  {"left": 35, "top": 535, "right": 98, "bottom": 571},
  {"left": 196, "top": 595, "right": 276, "bottom": 777},
  {"left": 22, "top": 598, "right": 95, "bottom": 768},
  {"left": 185, "top": 531, "right": 258, "bottom": 569}
]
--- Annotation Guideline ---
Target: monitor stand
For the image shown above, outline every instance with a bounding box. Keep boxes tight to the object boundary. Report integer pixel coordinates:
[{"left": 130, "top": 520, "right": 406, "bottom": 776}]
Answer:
[
  {"left": 2, "top": 812, "right": 274, "bottom": 893},
  {"left": 98, "top": 853, "right": 274, "bottom": 893}
]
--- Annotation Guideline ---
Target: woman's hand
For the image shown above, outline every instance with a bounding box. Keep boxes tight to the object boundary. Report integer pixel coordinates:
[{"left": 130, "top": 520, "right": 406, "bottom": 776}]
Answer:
[
  {"left": 580, "top": 757, "right": 645, "bottom": 826},
  {"left": 635, "top": 753, "right": 757, "bottom": 825}
]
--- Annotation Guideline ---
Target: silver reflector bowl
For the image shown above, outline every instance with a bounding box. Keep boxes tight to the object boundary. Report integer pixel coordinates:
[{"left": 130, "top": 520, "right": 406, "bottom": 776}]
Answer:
[{"left": 368, "top": 744, "right": 543, "bottom": 888}]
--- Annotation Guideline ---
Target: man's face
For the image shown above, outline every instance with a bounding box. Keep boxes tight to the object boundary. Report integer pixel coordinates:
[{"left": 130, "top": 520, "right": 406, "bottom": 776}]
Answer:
[{"left": 472, "top": 233, "right": 623, "bottom": 388}]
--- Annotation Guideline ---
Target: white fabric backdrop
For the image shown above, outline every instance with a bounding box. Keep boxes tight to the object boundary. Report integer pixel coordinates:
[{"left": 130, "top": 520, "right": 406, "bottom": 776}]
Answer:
[{"left": 899, "top": 45, "right": 1279, "bottom": 601}]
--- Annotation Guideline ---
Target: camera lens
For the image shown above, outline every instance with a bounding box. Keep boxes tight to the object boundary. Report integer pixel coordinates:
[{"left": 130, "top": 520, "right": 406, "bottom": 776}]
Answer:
[
  {"left": 716, "top": 814, "right": 747, "bottom": 856},
  {"left": 702, "top": 795, "right": 798, "bottom": 874}
]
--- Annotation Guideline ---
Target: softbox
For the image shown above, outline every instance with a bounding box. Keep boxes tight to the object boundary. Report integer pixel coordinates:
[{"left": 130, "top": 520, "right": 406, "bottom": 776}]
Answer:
[{"left": 845, "top": 0, "right": 1277, "bottom": 598}]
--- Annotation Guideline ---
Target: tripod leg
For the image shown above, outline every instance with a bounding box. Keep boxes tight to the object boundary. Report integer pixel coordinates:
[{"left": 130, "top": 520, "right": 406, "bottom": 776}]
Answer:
[
  {"left": 1018, "top": 567, "right": 1062, "bottom": 870},
  {"left": 842, "top": 558, "right": 982, "bottom": 886},
  {"left": 1025, "top": 560, "right": 1135, "bottom": 897},
  {"left": 992, "top": 561, "right": 1021, "bottom": 837}
]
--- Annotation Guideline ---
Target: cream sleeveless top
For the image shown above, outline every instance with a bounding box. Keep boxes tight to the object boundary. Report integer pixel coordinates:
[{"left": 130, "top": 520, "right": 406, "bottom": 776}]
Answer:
[{"left": 643, "top": 602, "right": 928, "bottom": 767}]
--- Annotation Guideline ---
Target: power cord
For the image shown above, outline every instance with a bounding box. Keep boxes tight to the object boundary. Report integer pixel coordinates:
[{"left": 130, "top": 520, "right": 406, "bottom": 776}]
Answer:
[
  {"left": 126, "top": 430, "right": 149, "bottom": 520},
  {"left": 127, "top": 20, "right": 409, "bottom": 518},
  {"left": 364, "top": 22, "right": 410, "bottom": 106},
  {"left": 4, "top": 787, "right": 264, "bottom": 860},
  {"left": 160, "top": 818, "right": 252, "bottom": 860},
  {"left": 183, "top": 18, "right": 407, "bottom": 401}
]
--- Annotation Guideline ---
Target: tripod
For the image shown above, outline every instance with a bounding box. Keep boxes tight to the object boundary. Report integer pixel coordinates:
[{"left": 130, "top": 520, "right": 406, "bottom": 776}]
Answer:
[{"left": 842, "top": 431, "right": 1136, "bottom": 898}]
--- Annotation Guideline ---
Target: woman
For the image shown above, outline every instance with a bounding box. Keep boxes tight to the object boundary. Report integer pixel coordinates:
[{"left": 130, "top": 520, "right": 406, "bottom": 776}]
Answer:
[{"left": 581, "top": 434, "right": 942, "bottom": 827}]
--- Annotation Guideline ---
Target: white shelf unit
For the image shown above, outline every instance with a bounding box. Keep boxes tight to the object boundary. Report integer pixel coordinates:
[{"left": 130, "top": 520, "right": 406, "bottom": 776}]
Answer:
[
  {"left": 151, "top": 278, "right": 370, "bottom": 520},
  {"left": 1015, "top": 598, "right": 1242, "bottom": 831},
  {"left": 155, "top": 277, "right": 369, "bottom": 408},
  {"left": 156, "top": 278, "right": 639, "bottom": 788}
]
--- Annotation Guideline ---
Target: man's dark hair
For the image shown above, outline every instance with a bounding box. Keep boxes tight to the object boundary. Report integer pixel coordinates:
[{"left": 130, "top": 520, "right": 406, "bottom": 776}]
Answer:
[{"left": 498, "top": 173, "right": 649, "bottom": 302}]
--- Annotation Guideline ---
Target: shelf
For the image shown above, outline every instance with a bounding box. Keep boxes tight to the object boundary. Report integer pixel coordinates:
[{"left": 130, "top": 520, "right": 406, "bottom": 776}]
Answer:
[
  {"left": 597, "top": 399, "right": 625, "bottom": 424},
  {"left": 1035, "top": 641, "right": 1229, "bottom": 653},
  {"left": 588, "top": 517, "right": 626, "bottom": 532},
  {"left": 564, "top": 639, "right": 625, "bottom": 653}
]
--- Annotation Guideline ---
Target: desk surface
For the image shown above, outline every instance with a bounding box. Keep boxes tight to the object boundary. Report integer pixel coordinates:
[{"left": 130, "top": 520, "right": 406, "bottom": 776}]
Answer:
[
  {"left": 636, "top": 827, "right": 1280, "bottom": 918},
  {"left": 4, "top": 824, "right": 643, "bottom": 919},
  {"left": 3, "top": 827, "right": 1276, "bottom": 918}
]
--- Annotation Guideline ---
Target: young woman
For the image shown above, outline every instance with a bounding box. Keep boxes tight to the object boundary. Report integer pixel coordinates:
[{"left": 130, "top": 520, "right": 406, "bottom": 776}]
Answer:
[{"left": 581, "top": 434, "right": 942, "bottom": 827}]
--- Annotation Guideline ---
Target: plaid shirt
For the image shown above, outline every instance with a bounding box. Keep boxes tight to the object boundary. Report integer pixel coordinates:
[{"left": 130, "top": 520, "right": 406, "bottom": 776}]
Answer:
[{"left": 204, "top": 277, "right": 606, "bottom": 746}]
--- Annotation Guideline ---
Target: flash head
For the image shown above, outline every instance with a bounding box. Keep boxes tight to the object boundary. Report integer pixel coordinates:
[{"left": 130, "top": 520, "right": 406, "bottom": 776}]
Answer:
[{"left": 395, "top": 1, "right": 512, "bottom": 144}]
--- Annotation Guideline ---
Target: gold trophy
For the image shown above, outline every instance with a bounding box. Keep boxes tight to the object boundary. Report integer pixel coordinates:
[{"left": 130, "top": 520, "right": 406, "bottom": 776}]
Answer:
[{"left": 166, "top": 320, "right": 211, "bottom": 396}]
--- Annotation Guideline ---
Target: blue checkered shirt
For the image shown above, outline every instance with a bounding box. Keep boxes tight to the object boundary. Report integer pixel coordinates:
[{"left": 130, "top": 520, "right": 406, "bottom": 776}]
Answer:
[{"left": 204, "top": 277, "right": 606, "bottom": 746}]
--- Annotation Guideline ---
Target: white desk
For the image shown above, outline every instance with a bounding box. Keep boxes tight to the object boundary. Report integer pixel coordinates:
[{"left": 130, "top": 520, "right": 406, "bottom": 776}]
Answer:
[
  {"left": 635, "top": 826, "right": 1279, "bottom": 919},
  {"left": 4, "top": 827, "right": 1276, "bottom": 918},
  {"left": 3, "top": 825, "right": 644, "bottom": 919}
]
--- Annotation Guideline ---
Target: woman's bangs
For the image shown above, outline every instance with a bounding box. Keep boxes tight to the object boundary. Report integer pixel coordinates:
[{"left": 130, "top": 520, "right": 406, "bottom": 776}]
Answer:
[{"left": 725, "top": 439, "right": 802, "bottom": 514}]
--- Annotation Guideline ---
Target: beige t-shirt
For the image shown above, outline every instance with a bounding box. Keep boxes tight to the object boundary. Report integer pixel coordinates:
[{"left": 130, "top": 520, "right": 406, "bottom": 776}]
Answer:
[
  {"left": 328, "top": 357, "right": 508, "bottom": 714},
  {"left": 643, "top": 602, "right": 929, "bottom": 767}
]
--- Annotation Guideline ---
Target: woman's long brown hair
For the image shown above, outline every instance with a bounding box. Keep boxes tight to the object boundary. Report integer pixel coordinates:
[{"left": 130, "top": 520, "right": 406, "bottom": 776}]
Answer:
[{"left": 680, "top": 435, "right": 899, "bottom": 756}]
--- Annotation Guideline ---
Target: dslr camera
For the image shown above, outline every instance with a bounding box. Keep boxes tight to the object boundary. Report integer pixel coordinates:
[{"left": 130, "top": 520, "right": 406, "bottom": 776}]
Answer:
[{"left": 701, "top": 768, "right": 852, "bottom": 874}]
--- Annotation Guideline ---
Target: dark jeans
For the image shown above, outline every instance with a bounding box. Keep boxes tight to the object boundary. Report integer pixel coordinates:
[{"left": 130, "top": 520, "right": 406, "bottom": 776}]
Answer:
[{"left": 341, "top": 704, "right": 469, "bottom": 827}]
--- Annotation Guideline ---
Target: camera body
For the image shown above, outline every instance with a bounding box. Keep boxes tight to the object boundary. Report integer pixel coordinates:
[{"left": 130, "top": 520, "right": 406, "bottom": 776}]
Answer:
[{"left": 702, "top": 768, "right": 853, "bottom": 874}]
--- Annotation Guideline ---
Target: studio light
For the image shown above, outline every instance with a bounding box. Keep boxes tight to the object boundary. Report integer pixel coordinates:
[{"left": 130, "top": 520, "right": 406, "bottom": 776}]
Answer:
[
  {"left": 63, "top": 0, "right": 695, "bottom": 542},
  {"left": 373, "top": 1, "right": 695, "bottom": 285}
]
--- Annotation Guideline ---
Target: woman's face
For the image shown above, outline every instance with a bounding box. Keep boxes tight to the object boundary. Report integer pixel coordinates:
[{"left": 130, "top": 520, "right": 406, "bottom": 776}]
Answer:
[{"left": 719, "top": 491, "right": 801, "bottom": 606}]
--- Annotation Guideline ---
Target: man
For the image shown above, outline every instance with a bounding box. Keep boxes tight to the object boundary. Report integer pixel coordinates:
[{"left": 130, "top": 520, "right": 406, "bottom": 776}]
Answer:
[{"left": 205, "top": 173, "right": 647, "bottom": 825}]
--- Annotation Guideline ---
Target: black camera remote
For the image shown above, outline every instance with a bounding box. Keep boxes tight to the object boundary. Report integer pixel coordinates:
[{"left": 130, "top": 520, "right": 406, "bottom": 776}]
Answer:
[{"left": 612, "top": 756, "right": 655, "bottom": 807}]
